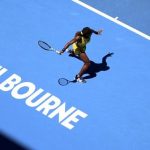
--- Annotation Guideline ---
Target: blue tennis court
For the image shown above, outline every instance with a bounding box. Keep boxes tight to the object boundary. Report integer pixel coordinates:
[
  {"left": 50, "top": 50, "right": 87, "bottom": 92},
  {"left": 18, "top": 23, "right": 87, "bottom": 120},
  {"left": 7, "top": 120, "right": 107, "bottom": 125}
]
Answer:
[{"left": 0, "top": 0, "right": 150, "bottom": 150}]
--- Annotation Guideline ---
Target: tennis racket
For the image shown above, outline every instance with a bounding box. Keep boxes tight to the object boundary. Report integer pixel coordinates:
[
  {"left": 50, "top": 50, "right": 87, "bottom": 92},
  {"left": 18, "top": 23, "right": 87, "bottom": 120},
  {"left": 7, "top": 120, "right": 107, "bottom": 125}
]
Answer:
[
  {"left": 58, "top": 78, "right": 76, "bottom": 86},
  {"left": 38, "top": 40, "right": 70, "bottom": 55},
  {"left": 38, "top": 40, "right": 61, "bottom": 54}
]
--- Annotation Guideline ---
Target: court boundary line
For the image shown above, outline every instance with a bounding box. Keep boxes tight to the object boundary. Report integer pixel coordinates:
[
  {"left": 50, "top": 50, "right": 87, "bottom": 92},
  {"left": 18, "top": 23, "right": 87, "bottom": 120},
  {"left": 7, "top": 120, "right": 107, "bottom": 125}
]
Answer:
[{"left": 72, "top": 0, "right": 150, "bottom": 41}]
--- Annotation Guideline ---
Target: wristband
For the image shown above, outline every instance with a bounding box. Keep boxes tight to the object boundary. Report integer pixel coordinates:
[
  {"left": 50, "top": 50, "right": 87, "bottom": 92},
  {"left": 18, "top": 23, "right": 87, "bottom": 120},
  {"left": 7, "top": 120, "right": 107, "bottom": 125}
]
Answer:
[{"left": 61, "top": 48, "right": 66, "bottom": 52}]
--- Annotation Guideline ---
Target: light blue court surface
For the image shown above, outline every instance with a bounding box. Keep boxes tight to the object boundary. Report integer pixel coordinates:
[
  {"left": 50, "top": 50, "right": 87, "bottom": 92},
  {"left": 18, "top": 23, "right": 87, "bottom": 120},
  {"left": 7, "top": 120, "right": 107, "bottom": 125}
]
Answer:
[{"left": 0, "top": 0, "right": 150, "bottom": 150}]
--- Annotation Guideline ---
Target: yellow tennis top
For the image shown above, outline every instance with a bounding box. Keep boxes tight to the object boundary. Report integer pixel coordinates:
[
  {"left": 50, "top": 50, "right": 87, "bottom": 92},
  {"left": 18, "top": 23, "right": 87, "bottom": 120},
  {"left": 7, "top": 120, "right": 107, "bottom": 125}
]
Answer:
[{"left": 72, "top": 36, "right": 90, "bottom": 55}]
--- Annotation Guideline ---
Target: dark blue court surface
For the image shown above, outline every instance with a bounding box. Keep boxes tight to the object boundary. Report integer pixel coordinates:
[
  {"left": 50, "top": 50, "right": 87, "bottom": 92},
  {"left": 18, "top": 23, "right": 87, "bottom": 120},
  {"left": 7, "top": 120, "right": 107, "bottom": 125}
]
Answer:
[
  {"left": 0, "top": 0, "right": 150, "bottom": 150},
  {"left": 80, "top": 0, "right": 150, "bottom": 36}
]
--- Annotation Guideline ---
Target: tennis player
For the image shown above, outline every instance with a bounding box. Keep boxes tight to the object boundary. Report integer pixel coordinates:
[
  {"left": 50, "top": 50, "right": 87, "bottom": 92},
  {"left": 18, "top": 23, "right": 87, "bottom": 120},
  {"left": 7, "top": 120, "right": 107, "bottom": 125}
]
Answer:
[{"left": 59, "top": 27, "right": 103, "bottom": 83}]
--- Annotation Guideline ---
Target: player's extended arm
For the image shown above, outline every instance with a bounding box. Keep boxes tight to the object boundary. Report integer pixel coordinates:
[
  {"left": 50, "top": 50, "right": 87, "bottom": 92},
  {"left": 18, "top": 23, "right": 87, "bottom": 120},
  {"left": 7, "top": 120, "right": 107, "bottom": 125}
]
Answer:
[
  {"left": 59, "top": 36, "right": 80, "bottom": 54},
  {"left": 91, "top": 28, "right": 103, "bottom": 35}
]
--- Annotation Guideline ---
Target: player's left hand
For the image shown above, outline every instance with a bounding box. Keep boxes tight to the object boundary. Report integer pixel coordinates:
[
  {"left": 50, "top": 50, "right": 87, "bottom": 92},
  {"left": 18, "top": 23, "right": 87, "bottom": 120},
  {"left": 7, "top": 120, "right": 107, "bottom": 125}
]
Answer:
[{"left": 97, "top": 29, "right": 103, "bottom": 35}]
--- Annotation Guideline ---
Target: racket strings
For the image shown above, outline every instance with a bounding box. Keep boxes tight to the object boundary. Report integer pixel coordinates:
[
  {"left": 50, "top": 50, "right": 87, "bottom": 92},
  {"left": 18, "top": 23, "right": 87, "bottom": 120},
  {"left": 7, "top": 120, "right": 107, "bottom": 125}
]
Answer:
[
  {"left": 58, "top": 78, "right": 69, "bottom": 86},
  {"left": 38, "top": 41, "right": 51, "bottom": 50}
]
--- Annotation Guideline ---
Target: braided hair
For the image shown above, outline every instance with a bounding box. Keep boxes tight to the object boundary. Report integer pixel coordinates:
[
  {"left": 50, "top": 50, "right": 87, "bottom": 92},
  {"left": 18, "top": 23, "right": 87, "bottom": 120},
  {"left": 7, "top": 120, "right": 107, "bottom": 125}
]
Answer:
[
  {"left": 81, "top": 27, "right": 92, "bottom": 36},
  {"left": 75, "top": 27, "right": 92, "bottom": 38}
]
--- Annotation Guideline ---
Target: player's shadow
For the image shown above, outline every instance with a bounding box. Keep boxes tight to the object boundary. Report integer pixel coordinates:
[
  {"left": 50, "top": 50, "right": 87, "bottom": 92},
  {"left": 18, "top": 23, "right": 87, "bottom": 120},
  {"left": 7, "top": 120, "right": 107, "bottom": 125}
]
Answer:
[{"left": 69, "top": 52, "right": 114, "bottom": 80}]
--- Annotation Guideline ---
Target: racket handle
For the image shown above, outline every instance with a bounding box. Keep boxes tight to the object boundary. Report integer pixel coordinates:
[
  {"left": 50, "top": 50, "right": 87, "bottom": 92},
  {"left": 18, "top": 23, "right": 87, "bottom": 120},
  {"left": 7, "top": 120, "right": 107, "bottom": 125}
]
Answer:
[
  {"left": 56, "top": 49, "right": 69, "bottom": 55},
  {"left": 56, "top": 50, "right": 62, "bottom": 55}
]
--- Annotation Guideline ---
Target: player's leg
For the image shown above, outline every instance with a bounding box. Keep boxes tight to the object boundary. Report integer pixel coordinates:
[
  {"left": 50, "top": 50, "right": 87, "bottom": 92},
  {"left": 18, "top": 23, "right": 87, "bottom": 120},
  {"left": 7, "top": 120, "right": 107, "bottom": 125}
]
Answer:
[{"left": 76, "top": 52, "right": 91, "bottom": 82}]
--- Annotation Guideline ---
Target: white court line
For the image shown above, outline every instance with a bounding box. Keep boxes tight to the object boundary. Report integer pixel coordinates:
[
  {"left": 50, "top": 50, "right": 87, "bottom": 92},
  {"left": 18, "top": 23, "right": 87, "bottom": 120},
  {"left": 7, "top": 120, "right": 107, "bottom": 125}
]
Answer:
[{"left": 72, "top": 0, "right": 150, "bottom": 41}]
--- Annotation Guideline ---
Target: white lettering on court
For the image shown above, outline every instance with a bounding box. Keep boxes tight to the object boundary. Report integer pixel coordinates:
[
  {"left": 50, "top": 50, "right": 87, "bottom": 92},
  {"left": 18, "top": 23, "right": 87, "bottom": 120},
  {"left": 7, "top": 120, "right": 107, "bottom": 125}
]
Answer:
[{"left": 0, "top": 65, "right": 88, "bottom": 130}]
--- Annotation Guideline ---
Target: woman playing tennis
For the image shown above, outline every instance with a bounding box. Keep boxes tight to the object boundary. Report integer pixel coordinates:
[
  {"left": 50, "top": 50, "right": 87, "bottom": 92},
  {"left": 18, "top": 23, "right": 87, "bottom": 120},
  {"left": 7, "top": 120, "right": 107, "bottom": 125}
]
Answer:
[{"left": 59, "top": 27, "right": 103, "bottom": 83}]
